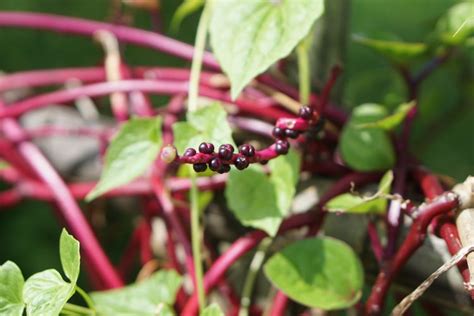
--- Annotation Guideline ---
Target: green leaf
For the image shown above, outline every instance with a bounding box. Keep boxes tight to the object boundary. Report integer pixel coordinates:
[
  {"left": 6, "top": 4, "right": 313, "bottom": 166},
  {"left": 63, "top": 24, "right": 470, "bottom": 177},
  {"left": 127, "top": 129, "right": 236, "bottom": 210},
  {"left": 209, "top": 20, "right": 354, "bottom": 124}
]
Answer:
[
  {"left": 357, "top": 102, "right": 415, "bottom": 131},
  {"left": 264, "top": 237, "right": 364, "bottom": 310},
  {"left": 23, "top": 269, "right": 74, "bottom": 316},
  {"left": 23, "top": 230, "right": 80, "bottom": 316},
  {"left": 225, "top": 151, "right": 300, "bottom": 236},
  {"left": 0, "top": 159, "right": 10, "bottom": 170},
  {"left": 339, "top": 104, "right": 396, "bottom": 171},
  {"left": 0, "top": 261, "right": 25, "bottom": 316},
  {"left": 59, "top": 229, "right": 80, "bottom": 284},
  {"left": 171, "top": 0, "right": 205, "bottom": 32},
  {"left": 172, "top": 103, "right": 235, "bottom": 154},
  {"left": 326, "top": 171, "right": 393, "bottom": 214},
  {"left": 87, "top": 116, "right": 163, "bottom": 201},
  {"left": 436, "top": 1, "right": 474, "bottom": 45},
  {"left": 353, "top": 35, "right": 427, "bottom": 65},
  {"left": 90, "top": 270, "right": 182, "bottom": 316},
  {"left": 210, "top": 0, "right": 325, "bottom": 99},
  {"left": 200, "top": 303, "right": 224, "bottom": 316}
]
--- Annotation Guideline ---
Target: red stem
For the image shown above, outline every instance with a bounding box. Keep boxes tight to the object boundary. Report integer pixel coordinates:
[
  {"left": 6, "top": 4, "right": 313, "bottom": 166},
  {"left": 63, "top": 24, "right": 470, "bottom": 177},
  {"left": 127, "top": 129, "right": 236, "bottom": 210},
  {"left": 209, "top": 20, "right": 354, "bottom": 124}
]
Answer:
[
  {"left": 0, "top": 104, "right": 123, "bottom": 289},
  {"left": 365, "top": 193, "right": 459, "bottom": 315},
  {"left": 0, "top": 12, "right": 219, "bottom": 68}
]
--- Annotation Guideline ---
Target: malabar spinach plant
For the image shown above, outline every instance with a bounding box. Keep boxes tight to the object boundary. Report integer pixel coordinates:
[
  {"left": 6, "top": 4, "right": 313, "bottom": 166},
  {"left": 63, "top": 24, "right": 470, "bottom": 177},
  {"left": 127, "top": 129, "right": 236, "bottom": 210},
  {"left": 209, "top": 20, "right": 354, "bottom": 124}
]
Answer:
[{"left": 0, "top": 0, "right": 473, "bottom": 316}]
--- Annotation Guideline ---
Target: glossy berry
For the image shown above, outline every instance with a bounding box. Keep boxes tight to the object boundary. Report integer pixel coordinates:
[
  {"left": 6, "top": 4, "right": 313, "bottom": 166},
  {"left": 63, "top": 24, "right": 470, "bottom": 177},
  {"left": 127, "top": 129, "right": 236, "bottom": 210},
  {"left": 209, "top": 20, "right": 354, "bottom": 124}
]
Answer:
[
  {"left": 209, "top": 157, "right": 222, "bottom": 171},
  {"left": 260, "top": 160, "right": 268, "bottom": 165},
  {"left": 298, "top": 106, "right": 313, "bottom": 120},
  {"left": 218, "top": 164, "right": 231, "bottom": 174},
  {"left": 275, "top": 140, "right": 290, "bottom": 155},
  {"left": 199, "top": 142, "right": 214, "bottom": 154},
  {"left": 234, "top": 156, "right": 249, "bottom": 170},
  {"left": 239, "top": 144, "right": 255, "bottom": 157},
  {"left": 193, "top": 163, "right": 207, "bottom": 172},
  {"left": 285, "top": 129, "right": 300, "bottom": 139},
  {"left": 218, "top": 144, "right": 234, "bottom": 161},
  {"left": 183, "top": 148, "right": 197, "bottom": 157},
  {"left": 272, "top": 127, "right": 285, "bottom": 139}
]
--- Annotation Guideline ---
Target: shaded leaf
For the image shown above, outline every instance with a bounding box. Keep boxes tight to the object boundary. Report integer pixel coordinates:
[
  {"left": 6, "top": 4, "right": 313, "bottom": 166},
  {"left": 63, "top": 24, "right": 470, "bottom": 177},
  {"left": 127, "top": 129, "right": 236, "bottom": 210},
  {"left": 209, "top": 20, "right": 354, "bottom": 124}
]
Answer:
[
  {"left": 353, "top": 34, "right": 427, "bottom": 64},
  {"left": 264, "top": 237, "right": 364, "bottom": 310},
  {"left": 87, "top": 117, "right": 163, "bottom": 201},
  {"left": 357, "top": 102, "right": 415, "bottom": 130},
  {"left": 0, "top": 261, "right": 24, "bottom": 316},
  {"left": 90, "top": 270, "right": 182, "bottom": 316},
  {"left": 171, "top": 0, "right": 205, "bottom": 32},
  {"left": 210, "top": 0, "right": 325, "bottom": 99},
  {"left": 339, "top": 104, "right": 396, "bottom": 171}
]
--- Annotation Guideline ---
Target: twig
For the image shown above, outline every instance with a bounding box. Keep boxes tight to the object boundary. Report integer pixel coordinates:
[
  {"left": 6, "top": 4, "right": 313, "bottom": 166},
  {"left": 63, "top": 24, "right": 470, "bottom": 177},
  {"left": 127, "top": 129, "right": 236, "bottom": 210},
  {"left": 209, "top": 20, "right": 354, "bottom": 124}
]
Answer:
[{"left": 392, "top": 245, "right": 474, "bottom": 316}]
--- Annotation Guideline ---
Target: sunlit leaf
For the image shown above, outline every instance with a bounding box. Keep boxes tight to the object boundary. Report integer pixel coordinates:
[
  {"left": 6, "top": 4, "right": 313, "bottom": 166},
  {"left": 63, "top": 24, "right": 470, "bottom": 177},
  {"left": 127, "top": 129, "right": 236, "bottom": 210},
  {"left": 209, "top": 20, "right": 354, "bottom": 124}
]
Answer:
[
  {"left": 210, "top": 0, "right": 325, "bottom": 99},
  {"left": 264, "top": 237, "right": 364, "bottom": 310},
  {"left": 225, "top": 151, "right": 300, "bottom": 236},
  {"left": 326, "top": 171, "right": 393, "bottom": 214},
  {"left": 0, "top": 261, "right": 24, "bottom": 316},
  {"left": 91, "top": 270, "right": 182, "bottom": 316},
  {"left": 436, "top": 1, "right": 474, "bottom": 45},
  {"left": 86, "top": 117, "right": 163, "bottom": 201},
  {"left": 172, "top": 103, "right": 235, "bottom": 154}
]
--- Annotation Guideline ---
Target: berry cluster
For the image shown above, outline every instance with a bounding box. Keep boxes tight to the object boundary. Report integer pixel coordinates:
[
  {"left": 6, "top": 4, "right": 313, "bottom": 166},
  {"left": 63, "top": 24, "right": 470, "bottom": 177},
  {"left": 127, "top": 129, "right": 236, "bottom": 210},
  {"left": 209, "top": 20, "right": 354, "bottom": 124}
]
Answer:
[
  {"left": 171, "top": 105, "right": 322, "bottom": 173},
  {"left": 185, "top": 143, "right": 254, "bottom": 173}
]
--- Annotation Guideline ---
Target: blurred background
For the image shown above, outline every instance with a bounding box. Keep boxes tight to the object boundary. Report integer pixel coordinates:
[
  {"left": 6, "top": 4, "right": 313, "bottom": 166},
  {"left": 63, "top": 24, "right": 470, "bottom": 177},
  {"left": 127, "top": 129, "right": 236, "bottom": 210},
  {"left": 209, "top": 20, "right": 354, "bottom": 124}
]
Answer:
[{"left": 0, "top": 0, "right": 472, "bottom": 300}]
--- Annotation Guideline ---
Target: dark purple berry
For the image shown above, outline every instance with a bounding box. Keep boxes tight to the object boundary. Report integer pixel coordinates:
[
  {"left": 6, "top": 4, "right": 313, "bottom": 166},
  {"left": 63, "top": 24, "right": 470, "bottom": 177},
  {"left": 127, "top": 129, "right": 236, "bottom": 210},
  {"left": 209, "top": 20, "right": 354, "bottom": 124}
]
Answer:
[
  {"left": 193, "top": 163, "right": 207, "bottom": 172},
  {"left": 209, "top": 157, "right": 222, "bottom": 171},
  {"left": 199, "top": 142, "right": 214, "bottom": 154},
  {"left": 285, "top": 129, "right": 300, "bottom": 139},
  {"left": 272, "top": 127, "right": 285, "bottom": 139},
  {"left": 298, "top": 106, "right": 313, "bottom": 120},
  {"left": 234, "top": 156, "right": 249, "bottom": 170},
  {"left": 239, "top": 144, "right": 255, "bottom": 157},
  {"left": 217, "top": 164, "right": 231, "bottom": 174},
  {"left": 218, "top": 144, "right": 234, "bottom": 160},
  {"left": 275, "top": 140, "right": 290, "bottom": 155},
  {"left": 260, "top": 160, "right": 269, "bottom": 165},
  {"left": 183, "top": 148, "right": 197, "bottom": 157}
]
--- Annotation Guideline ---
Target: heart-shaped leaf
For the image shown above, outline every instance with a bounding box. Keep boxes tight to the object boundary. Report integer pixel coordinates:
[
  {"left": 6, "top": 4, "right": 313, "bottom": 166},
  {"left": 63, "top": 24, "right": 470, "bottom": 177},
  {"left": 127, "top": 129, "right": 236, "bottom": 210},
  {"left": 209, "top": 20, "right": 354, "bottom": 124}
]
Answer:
[
  {"left": 225, "top": 150, "right": 300, "bottom": 236},
  {"left": 23, "top": 229, "right": 80, "bottom": 316},
  {"left": 264, "top": 237, "right": 364, "bottom": 310},
  {"left": 0, "top": 261, "right": 25, "bottom": 316},
  {"left": 210, "top": 0, "right": 325, "bottom": 99},
  {"left": 90, "top": 270, "right": 182, "bottom": 316},
  {"left": 23, "top": 269, "right": 74, "bottom": 316},
  {"left": 87, "top": 116, "right": 163, "bottom": 201}
]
